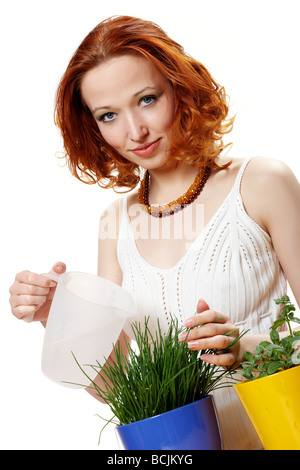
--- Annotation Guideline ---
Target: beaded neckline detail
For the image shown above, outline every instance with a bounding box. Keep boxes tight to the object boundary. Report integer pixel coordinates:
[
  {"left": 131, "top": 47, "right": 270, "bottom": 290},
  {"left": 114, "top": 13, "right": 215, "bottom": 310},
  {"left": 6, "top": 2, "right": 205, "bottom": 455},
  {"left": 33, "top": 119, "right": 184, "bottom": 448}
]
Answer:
[{"left": 138, "top": 166, "right": 211, "bottom": 218}]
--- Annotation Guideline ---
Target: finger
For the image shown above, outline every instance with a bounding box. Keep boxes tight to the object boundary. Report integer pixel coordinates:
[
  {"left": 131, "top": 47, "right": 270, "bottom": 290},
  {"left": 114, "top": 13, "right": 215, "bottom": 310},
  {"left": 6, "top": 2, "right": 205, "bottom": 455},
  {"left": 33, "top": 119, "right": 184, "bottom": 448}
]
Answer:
[
  {"left": 50, "top": 262, "right": 66, "bottom": 275},
  {"left": 15, "top": 271, "right": 56, "bottom": 288},
  {"left": 187, "top": 334, "right": 234, "bottom": 351},
  {"left": 200, "top": 351, "right": 236, "bottom": 367},
  {"left": 11, "top": 304, "right": 41, "bottom": 321},
  {"left": 10, "top": 282, "right": 51, "bottom": 296},
  {"left": 180, "top": 322, "right": 231, "bottom": 342},
  {"left": 197, "top": 298, "right": 210, "bottom": 313},
  {"left": 10, "top": 294, "right": 47, "bottom": 308},
  {"left": 184, "top": 309, "right": 229, "bottom": 328}
]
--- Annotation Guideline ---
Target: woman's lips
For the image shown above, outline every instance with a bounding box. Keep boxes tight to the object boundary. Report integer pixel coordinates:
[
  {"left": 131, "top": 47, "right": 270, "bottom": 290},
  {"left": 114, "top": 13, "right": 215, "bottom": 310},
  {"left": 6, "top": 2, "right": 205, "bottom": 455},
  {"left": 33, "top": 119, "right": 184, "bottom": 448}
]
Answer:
[{"left": 131, "top": 138, "right": 161, "bottom": 157}]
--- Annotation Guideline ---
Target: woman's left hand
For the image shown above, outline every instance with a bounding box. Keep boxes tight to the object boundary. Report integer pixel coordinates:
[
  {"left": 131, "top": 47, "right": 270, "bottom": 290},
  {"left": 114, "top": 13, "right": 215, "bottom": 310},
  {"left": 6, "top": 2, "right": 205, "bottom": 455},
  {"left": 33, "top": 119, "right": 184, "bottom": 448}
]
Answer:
[{"left": 179, "top": 299, "right": 242, "bottom": 367}]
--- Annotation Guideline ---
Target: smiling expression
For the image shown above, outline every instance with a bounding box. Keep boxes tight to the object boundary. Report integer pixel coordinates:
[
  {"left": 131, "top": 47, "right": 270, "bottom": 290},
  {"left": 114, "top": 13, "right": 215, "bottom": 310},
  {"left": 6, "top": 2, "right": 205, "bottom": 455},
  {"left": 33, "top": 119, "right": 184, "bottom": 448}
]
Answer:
[{"left": 81, "top": 54, "right": 175, "bottom": 170}]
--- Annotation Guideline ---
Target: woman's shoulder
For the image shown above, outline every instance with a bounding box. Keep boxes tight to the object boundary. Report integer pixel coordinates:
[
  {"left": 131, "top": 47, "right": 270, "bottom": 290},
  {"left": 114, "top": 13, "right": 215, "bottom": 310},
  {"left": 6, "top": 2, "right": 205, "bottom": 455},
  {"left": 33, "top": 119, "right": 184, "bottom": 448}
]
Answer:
[
  {"left": 244, "top": 156, "right": 295, "bottom": 181},
  {"left": 100, "top": 190, "right": 137, "bottom": 216},
  {"left": 98, "top": 189, "right": 139, "bottom": 236},
  {"left": 215, "top": 156, "right": 296, "bottom": 192},
  {"left": 241, "top": 156, "right": 298, "bottom": 202},
  {"left": 98, "top": 196, "right": 123, "bottom": 242},
  {"left": 219, "top": 155, "right": 294, "bottom": 178},
  {"left": 238, "top": 156, "right": 299, "bottom": 234}
]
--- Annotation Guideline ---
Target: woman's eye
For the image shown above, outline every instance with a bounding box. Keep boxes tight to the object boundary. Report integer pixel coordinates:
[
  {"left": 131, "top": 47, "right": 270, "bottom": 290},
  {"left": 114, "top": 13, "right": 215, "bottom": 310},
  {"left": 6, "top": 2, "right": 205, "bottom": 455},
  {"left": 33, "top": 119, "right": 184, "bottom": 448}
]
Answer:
[
  {"left": 98, "top": 112, "right": 116, "bottom": 123},
  {"left": 140, "top": 95, "right": 158, "bottom": 107}
]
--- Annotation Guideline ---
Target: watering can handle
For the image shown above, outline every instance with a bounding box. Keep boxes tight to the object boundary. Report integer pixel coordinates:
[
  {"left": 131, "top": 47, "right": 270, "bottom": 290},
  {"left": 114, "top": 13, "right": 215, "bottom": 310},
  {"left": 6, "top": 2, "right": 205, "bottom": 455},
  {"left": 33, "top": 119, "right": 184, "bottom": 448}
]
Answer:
[
  {"left": 41, "top": 272, "right": 61, "bottom": 283},
  {"left": 23, "top": 272, "right": 61, "bottom": 323}
]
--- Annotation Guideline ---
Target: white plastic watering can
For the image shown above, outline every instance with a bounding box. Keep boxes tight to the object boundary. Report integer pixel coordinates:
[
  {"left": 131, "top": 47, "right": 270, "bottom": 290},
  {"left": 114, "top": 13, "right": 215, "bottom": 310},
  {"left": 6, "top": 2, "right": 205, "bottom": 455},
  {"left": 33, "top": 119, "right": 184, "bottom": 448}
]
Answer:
[{"left": 41, "top": 271, "right": 137, "bottom": 389}]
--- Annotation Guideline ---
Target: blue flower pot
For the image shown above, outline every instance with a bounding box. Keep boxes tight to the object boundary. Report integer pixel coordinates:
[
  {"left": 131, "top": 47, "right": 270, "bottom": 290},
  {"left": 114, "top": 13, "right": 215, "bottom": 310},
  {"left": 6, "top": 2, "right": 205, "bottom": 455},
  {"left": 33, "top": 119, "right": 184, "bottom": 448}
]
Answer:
[{"left": 116, "top": 395, "right": 222, "bottom": 450}]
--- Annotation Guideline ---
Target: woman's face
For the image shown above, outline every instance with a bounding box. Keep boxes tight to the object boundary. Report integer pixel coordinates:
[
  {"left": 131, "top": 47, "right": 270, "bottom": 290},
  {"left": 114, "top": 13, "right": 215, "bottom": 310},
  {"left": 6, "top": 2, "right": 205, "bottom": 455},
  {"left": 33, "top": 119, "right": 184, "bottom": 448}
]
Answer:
[{"left": 81, "top": 54, "right": 175, "bottom": 171}]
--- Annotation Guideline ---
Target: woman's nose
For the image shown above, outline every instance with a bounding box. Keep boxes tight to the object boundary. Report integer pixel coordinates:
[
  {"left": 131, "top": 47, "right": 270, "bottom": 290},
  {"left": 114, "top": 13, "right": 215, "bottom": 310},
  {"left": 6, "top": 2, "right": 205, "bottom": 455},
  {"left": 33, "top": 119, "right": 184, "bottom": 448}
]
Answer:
[{"left": 126, "top": 114, "right": 149, "bottom": 142}]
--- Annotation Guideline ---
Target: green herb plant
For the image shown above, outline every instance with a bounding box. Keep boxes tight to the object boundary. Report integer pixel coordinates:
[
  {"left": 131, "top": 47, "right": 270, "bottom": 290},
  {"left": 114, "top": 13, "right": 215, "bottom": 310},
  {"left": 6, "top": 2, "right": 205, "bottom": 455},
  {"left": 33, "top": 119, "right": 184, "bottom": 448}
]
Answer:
[
  {"left": 72, "top": 315, "right": 245, "bottom": 438},
  {"left": 240, "top": 296, "right": 300, "bottom": 381}
]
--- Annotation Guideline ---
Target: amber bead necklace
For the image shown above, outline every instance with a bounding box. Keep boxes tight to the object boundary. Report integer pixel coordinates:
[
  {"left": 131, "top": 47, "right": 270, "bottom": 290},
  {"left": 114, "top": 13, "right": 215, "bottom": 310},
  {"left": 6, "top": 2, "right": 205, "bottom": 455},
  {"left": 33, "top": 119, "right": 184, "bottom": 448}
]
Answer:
[{"left": 138, "top": 166, "right": 211, "bottom": 218}]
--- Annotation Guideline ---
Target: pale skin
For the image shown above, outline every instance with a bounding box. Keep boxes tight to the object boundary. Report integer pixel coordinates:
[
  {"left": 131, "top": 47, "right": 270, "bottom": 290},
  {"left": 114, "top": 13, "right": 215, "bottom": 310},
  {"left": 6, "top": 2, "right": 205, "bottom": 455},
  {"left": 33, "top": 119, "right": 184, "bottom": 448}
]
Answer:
[{"left": 9, "top": 55, "right": 300, "bottom": 401}]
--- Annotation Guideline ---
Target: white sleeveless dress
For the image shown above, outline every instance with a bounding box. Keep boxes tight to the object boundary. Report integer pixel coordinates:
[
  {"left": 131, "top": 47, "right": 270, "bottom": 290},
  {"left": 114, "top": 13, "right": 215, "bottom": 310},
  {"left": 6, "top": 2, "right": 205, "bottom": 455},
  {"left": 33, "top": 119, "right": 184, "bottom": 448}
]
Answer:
[{"left": 117, "top": 158, "right": 287, "bottom": 450}]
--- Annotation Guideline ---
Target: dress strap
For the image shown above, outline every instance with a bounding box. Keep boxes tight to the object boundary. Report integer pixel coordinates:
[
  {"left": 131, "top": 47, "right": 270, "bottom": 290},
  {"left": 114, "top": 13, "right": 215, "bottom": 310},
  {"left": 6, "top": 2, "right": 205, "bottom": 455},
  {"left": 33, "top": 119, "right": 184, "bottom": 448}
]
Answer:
[
  {"left": 232, "top": 158, "right": 254, "bottom": 196},
  {"left": 118, "top": 196, "right": 130, "bottom": 242}
]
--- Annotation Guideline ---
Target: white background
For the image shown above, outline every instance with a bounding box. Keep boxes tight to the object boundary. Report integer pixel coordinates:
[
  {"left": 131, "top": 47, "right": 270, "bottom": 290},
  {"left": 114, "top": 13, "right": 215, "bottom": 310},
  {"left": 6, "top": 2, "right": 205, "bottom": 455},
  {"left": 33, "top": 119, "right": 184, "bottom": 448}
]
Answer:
[{"left": 1, "top": 0, "right": 299, "bottom": 450}]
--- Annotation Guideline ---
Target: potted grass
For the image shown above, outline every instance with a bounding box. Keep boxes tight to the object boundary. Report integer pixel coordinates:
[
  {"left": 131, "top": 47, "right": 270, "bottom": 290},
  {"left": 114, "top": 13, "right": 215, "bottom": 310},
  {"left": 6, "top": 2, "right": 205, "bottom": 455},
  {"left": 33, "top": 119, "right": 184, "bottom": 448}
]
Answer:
[
  {"left": 234, "top": 295, "right": 300, "bottom": 450},
  {"left": 73, "top": 316, "right": 245, "bottom": 450}
]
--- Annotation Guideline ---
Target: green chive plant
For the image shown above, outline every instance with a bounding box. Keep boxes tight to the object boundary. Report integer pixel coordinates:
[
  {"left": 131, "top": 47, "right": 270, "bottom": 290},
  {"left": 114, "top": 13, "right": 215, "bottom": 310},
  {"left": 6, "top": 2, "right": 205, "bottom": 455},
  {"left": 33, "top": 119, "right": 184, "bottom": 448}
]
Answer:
[
  {"left": 240, "top": 296, "right": 300, "bottom": 381},
  {"left": 72, "top": 315, "right": 245, "bottom": 435}
]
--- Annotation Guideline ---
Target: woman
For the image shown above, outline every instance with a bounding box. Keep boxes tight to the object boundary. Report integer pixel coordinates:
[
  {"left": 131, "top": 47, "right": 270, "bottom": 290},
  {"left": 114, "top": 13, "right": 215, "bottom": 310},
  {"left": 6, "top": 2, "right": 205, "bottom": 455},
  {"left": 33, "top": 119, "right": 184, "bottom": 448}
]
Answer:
[{"left": 9, "top": 16, "right": 300, "bottom": 450}]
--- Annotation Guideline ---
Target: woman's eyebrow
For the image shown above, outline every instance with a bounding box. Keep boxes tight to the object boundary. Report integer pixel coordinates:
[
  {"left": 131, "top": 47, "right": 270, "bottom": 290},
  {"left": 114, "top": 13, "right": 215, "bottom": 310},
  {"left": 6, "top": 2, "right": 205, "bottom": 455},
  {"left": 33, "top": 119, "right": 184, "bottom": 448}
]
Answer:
[
  {"left": 92, "top": 86, "right": 158, "bottom": 113},
  {"left": 133, "top": 86, "right": 157, "bottom": 97}
]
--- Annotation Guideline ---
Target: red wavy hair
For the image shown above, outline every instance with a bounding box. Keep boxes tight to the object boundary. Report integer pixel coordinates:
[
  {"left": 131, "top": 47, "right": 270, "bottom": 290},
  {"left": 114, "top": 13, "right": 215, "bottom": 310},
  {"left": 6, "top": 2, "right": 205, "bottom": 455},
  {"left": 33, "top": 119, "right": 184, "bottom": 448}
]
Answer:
[{"left": 55, "top": 15, "right": 234, "bottom": 191}]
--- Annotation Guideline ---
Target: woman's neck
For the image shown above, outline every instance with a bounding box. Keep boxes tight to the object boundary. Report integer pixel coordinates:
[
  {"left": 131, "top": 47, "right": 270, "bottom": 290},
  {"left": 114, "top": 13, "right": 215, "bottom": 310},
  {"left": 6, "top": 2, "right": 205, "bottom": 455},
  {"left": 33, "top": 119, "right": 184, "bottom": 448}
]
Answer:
[{"left": 147, "top": 162, "right": 200, "bottom": 205}]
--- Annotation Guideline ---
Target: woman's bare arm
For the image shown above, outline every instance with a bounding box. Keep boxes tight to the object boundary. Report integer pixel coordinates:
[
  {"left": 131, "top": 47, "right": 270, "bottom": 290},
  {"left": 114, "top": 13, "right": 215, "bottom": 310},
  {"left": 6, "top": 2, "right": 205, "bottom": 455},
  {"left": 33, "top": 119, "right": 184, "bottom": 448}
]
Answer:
[
  {"left": 86, "top": 198, "right": 131, "bottom": 403},
  {"left": 182, "top": 158, "right": 300, "bottom": 366}
]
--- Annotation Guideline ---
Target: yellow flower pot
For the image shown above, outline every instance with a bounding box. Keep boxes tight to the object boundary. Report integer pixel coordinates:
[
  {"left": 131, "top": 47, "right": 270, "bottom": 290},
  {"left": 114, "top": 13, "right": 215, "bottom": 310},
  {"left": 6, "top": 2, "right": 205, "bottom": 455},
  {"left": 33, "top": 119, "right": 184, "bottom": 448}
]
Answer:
[{"left": 234, "top": 366, "right": 300, "bottom": 450}]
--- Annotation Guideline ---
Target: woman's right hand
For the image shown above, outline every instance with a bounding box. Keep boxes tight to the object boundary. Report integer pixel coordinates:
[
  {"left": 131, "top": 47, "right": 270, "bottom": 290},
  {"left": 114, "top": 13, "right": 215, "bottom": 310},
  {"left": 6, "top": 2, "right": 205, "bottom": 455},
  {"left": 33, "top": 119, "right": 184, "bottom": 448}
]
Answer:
[{"left": 9, "top": 262, "right": 66, "bottom": 324}]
